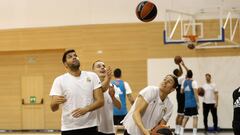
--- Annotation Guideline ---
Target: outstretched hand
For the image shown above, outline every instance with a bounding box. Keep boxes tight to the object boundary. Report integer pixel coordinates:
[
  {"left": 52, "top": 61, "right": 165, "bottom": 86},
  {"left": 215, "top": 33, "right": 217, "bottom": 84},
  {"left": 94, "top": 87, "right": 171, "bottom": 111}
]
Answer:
[{"left": 105, "top": 66, "right": 112, "bottom": 80}]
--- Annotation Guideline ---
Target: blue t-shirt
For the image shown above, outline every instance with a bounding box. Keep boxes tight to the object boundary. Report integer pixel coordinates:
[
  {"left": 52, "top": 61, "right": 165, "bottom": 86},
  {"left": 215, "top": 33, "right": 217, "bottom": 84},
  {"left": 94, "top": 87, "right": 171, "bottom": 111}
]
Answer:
[
  {"left": 183, "top": 79, "right": 197, "bottom": 108},
  {"left": 111, "top": 80, "right": 128, "bottom": 115}
]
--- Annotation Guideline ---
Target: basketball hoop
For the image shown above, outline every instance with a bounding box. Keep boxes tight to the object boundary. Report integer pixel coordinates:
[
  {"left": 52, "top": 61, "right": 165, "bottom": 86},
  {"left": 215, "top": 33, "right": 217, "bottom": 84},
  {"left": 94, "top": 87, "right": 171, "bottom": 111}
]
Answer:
[{"left": 183, "top": 35, "right": 198, "bottom": 49}]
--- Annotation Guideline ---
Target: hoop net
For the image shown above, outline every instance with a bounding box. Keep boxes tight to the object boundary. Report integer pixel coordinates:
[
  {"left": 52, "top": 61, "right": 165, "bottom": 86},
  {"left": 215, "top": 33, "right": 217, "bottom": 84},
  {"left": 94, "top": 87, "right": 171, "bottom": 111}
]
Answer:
[
  {"left": 183, "top": 35, "right": 198, "bottom": 49},
  {"left": 183, "top": 35, "right": 198, "bottom": 44}
]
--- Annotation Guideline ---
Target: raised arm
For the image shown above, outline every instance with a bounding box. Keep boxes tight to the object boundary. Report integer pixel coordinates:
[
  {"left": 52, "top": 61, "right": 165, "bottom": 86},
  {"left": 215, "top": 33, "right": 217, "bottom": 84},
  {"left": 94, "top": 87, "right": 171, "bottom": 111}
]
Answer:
[
  {"left": 101, "top": 66, "right": 112, "bottom": 92},
  {"left": 109, "top": 85, "right": 121, "bottom": 109},
  {"left": 181, "top": 61, "right": 189, "bottom": 72},
  {"left": 178, "top": 62, "right": 183, "bottom": 74}
]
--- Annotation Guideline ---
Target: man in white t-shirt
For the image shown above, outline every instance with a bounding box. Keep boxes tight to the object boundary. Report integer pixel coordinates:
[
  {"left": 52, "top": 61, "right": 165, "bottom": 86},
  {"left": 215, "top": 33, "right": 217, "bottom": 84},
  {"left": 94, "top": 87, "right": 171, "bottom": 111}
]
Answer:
[
  {"left": 202, "top": 73, "right": 218, "bottom": 132},
  {"left": 122, "top": 74, "right": 178, "bottom": 135},
  {"left": 49, "top": 49, "right": 104, "bottom": 135},
  {"left": 92, "top": 60, "right": 121, "bottom": 135}
]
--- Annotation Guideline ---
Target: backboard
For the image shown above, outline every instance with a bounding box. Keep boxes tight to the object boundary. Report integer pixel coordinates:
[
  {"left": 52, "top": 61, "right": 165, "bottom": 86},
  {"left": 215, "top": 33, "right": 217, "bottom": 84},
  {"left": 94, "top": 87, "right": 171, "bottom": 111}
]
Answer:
[{"left": 163, "top": 7, "right": 240, "bottom": 49}]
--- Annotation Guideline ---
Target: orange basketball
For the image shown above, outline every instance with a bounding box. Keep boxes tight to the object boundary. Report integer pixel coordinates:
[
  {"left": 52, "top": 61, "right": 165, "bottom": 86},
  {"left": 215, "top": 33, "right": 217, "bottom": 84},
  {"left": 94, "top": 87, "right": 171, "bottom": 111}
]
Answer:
[
  {"left": 151, "top": 124, "right": 172, "bottom": 135},
  {"left": 198, "top": 87, "right": 205, "bottom": 97},
  {"left": 174, "top": 56, "right": 182, "bottom": 64},
  {"left": 136, "top": 1, "right": 157, "bottom": 22}
]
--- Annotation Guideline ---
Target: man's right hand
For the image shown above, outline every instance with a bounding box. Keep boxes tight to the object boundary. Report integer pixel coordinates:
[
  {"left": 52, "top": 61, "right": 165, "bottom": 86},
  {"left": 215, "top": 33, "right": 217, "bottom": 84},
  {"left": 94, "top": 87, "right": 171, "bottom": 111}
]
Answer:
[{"left": 105, "top": 66, "right": 112, "bottom": 80}]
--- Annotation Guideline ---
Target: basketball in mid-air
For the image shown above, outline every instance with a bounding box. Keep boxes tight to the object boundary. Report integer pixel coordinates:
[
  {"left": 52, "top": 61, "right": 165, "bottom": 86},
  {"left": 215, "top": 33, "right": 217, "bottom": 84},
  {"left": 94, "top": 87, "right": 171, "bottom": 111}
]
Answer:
[
  {"left": 136, "top": 1, "right": 157, "bottom": 22},
  {"left": 174, "top": 56, "right": 182, "bottom": 64}
]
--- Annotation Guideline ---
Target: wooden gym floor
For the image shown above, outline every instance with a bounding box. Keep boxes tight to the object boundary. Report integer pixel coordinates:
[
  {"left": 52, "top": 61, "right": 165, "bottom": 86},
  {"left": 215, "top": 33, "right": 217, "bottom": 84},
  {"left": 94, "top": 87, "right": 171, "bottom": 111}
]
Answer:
[{"left": 0, "top": 131, "right": 234, "bottom": 135}]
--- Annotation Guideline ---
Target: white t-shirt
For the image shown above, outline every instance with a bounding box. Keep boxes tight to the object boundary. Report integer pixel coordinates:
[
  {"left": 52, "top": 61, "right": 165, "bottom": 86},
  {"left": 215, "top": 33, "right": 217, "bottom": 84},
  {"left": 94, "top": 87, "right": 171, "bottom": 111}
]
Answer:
[
  {"left": 122, "top": 86, "right": 173, "bottom": 135},
  {"left": 97, "top": 85, "right": 121, "bottom": 134},
  {"left": 202, "top": 83, "right": 217, "bottom": 104},
  {"left": 49, "top": 71, "right": 102, "bottom": 131},
  {"left": 178, "top": 76, "right": 185, "bottom": 85}
]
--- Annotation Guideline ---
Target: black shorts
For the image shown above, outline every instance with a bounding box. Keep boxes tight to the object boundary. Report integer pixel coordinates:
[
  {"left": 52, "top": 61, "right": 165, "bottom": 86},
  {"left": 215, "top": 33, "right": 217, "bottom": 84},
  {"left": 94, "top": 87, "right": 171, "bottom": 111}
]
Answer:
[
  {"left": 177, "top": 102, "right": 184, "bottom": 114},
  {"left": 61, "top": 126, "right": 98, "bottom": 135},
  {"left": 184, "top": 107, "right": 198, "bottom": 116},
  {"left": 176, "top": 93, "right": 184, "bottom": 114},
  {"left": 232, "top": 121, "right": 240, "bottom": 135},
  {"left": 114, "top": 115, "right": 126, "bottom": 125}
]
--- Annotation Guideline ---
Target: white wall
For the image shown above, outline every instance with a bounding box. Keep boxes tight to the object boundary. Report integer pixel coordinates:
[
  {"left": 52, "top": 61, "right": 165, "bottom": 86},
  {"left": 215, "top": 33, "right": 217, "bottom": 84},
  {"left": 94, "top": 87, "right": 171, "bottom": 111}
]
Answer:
[
  {"left": 0, "top": 0, "right": 239, "bottom": 29},
  {"left": 147, "top": 56, "right": 240, "bottom": 129}
]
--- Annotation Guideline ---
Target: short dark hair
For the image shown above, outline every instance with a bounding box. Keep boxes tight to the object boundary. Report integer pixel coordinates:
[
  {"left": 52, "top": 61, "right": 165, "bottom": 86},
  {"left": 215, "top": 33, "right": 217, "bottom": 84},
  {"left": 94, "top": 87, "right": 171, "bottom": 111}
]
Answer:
[
  {"left": 186, "top": 70, "right": 193, "bottom": 78},
  {"left": 114, "top": 68, "right": 121, "bottom": 78},
  {"left": 62, "top": 49, "right": 76, "bottom": 63},
  {"left": 173, "top": 69, "right": 180, "bottom": 76},
  {"left": 205, "top": 73, "right": 211, "bottom": 77},
  {"left": 169, "top": 74, "right": 178, "bottom": 89}
]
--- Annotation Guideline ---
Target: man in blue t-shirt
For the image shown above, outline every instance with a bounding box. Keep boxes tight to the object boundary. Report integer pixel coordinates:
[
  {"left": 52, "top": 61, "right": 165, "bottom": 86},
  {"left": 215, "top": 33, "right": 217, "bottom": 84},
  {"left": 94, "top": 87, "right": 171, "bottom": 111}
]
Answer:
[
  {"left": 180, "top": 70, "right": 199, "bottom": 135},
  {"left": 111, "top": 68, "right": 134, "bottom": 128}
]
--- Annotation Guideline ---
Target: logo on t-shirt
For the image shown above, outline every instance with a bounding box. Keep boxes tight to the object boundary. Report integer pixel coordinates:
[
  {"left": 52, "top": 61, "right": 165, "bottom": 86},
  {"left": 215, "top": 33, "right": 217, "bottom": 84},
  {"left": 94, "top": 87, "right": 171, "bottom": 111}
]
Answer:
[
  {"left": 86, "top": 77, "right": 91, "bottom": 82},
  {"left": 185, "top": 86, "right": 191, "bottom": 92}
]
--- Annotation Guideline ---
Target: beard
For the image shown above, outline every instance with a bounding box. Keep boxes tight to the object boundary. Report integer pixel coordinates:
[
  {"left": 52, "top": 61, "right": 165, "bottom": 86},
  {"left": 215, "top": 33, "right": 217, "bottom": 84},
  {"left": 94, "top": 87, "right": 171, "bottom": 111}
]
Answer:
[{"left": 68, "top": 61, "right": 80, "bottom": 71}]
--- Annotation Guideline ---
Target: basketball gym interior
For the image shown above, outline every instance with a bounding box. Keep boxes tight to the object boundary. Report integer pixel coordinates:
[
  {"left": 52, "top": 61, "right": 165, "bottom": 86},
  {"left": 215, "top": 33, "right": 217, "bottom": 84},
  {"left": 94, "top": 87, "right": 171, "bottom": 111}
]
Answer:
[{"left": 0, "top": 0, "right": 239, "bottom": 135}]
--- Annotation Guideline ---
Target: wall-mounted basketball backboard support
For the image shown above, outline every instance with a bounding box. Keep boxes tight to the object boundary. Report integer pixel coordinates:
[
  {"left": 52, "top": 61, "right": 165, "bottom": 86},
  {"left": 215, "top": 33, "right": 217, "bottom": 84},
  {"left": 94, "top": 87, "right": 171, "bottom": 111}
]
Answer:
[{"left": 163, "top": 7, "right": 240, "bottom": 49}]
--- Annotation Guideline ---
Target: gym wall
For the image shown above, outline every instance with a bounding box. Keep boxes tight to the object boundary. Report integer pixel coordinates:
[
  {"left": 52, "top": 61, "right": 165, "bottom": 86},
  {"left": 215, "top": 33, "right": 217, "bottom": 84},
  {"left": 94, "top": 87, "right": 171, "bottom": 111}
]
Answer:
[{"left": 0, "top": 21, "right": 239, "bottom": 129}]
